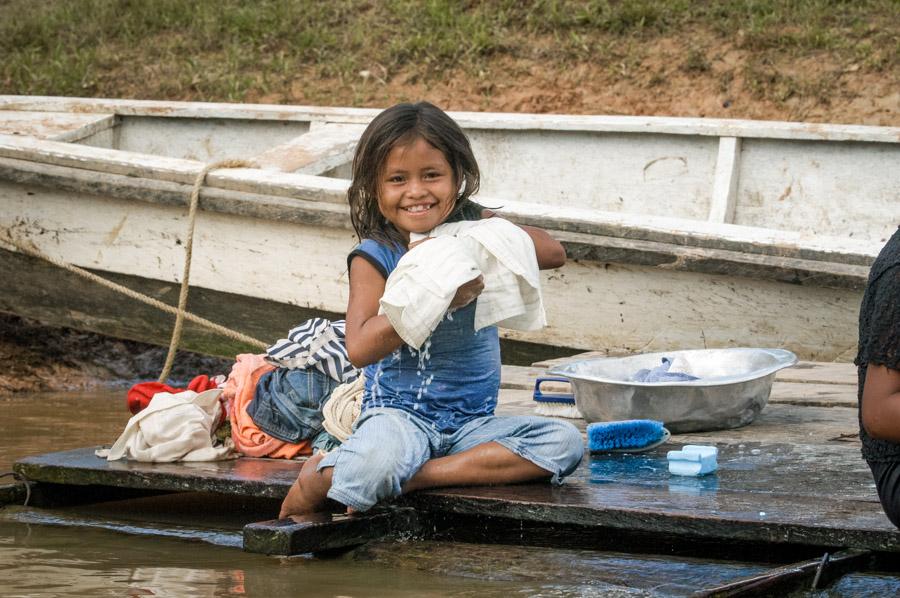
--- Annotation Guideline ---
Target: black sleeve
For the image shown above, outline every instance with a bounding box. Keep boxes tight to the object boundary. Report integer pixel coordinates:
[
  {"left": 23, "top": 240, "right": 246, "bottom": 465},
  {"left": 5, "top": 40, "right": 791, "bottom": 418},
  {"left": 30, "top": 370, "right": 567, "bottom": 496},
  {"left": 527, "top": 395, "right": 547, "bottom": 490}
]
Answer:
[{"left": 858, "top": 264, "right": 900, "bottom": 371}]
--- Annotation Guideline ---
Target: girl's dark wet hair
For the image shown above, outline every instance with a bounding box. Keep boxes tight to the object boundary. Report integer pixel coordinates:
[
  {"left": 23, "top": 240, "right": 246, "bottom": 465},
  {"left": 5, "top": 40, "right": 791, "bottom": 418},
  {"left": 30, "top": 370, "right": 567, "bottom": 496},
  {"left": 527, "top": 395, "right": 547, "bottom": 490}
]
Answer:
[{"left": 348, "top": 101, "right": 480, "bottom": 246}]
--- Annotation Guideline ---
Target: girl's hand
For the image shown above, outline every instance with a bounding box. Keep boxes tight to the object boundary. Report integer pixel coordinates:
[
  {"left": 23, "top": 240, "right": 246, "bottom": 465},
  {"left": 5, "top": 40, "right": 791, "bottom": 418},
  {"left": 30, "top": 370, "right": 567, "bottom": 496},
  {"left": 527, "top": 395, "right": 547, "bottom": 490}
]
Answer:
[{"left": 450, "top": 275, "right": 484, "bottom": 309}]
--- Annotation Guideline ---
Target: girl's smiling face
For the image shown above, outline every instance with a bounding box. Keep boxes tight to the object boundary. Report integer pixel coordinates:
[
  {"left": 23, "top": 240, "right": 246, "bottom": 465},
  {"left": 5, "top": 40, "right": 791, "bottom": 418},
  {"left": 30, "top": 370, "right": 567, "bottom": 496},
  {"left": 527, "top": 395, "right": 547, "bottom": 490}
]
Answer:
[{"left": 377, "top": 136, "right": 457, "bottom": 242}]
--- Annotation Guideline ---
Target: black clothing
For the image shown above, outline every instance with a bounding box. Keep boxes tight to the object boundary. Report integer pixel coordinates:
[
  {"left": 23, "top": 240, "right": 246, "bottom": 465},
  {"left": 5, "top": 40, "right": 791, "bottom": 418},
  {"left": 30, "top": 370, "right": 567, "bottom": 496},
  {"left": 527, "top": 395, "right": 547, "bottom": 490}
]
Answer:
[
  {"left": 855, "top": 226, "right": 900, "bottom": 528},
  {"left": 855, "top": 226, "right": 900, "bottom": 462},
  {"left": 868, "top": 460, "right": 900, "bottom": 528}
]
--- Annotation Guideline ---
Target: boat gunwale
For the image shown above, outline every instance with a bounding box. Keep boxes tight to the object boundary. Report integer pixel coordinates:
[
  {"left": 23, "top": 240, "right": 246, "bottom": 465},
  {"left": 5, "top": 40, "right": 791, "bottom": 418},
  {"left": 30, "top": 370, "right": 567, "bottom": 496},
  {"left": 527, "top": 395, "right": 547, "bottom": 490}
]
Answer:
[{"left": 2, "top": 95, "right": 899, "bottom": 144}]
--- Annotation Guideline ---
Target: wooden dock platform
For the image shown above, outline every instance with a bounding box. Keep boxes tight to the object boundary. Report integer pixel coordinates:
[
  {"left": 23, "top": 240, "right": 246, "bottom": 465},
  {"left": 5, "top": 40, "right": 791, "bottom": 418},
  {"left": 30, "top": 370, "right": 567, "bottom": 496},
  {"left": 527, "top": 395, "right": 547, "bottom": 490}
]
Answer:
[{"left": 11, "top": 357, "right": 898, "bottom": 564}]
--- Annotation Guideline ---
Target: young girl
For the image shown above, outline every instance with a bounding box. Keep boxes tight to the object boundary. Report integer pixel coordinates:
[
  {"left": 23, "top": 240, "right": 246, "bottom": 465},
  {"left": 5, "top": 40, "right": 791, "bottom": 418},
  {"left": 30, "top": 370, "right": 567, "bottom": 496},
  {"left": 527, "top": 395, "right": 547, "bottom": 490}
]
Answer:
[{"left": 280, "top": 102, "right": 583, "bottom": 517}]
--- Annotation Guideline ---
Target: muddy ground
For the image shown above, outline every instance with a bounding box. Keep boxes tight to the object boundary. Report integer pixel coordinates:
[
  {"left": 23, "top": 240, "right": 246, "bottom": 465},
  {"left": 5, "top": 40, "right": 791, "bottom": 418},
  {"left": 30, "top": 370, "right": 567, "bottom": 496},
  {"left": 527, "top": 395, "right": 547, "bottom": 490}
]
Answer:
[{"left": 0, "top": 313, "right": 233, "bottom": 393}]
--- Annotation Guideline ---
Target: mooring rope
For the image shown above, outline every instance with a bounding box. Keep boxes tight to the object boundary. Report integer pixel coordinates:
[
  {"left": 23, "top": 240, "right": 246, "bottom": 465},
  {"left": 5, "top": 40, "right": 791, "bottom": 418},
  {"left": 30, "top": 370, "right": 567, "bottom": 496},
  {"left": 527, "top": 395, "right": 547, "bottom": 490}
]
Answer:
[
  {"left": 0, "top": 471, "right": 32, "bottom": 507},
  {"left": 0, "top": 159, "right": 269, "bottom": 383},
  {"left": 158, "top": 159, "right": 258, "bottom": 382}
]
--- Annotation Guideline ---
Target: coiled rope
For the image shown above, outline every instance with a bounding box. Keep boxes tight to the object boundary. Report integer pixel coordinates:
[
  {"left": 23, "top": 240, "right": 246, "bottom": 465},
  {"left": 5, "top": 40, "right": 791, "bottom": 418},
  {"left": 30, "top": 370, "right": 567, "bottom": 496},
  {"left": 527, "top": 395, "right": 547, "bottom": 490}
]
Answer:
[{"left": 0, "top": 159, "right": 268, "bottom": 383}]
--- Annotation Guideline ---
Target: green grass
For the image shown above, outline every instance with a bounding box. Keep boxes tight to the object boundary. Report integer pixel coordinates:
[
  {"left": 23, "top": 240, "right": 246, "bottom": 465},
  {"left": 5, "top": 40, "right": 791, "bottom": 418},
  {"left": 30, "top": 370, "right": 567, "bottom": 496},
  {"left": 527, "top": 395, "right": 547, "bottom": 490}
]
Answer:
[{"left": 1, "top": 0, "right": 896, "bottom": 103}]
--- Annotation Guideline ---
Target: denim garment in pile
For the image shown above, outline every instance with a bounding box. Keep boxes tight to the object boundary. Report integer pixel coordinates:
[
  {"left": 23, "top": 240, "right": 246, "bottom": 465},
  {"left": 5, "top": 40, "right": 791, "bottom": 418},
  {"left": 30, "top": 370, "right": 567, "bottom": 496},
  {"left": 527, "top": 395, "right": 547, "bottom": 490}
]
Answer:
[{"left": 247, "top": 367, "right": 342, "bottom": 444}]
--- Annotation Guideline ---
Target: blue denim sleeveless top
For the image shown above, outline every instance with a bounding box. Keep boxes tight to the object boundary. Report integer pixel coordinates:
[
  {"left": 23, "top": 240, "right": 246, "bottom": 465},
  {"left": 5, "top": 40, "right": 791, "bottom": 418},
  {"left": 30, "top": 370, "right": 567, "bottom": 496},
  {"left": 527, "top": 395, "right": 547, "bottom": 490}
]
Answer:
[{"left": 348, "top": 239, "right": 501, "bottom": 433}]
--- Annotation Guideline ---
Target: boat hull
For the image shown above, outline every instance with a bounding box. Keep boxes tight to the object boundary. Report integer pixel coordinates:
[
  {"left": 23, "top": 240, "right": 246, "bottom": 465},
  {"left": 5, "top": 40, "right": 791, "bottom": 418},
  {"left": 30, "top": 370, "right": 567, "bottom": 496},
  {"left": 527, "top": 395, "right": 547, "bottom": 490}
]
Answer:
[{"left": 0, "top": 178, "right": 861, "bottom": 361}]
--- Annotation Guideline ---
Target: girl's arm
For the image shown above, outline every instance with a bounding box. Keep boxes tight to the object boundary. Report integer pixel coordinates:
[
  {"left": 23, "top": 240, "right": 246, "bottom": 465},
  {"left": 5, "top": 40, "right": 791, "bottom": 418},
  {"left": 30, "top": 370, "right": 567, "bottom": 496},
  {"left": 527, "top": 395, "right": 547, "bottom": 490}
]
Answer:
[
  {"left": 345, "top": 256, "right": 405, "bottom": 367},
  {"left": 519, "top": 223, "right": 566, "bottom": 270},
  {"left": 482, "top": 209, "right": 566, "bottom": 270},
  {"left": 861, "top": 364, "right": 900, "bottom": 442}
]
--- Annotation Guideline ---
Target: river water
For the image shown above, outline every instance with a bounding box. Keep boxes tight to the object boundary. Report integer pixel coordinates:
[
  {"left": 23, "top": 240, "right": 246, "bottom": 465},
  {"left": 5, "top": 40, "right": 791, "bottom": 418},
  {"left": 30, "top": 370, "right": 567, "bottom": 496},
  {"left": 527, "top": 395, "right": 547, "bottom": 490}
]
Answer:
[{"left": 2, "top": 389, "right": 897, "bottom": 597}]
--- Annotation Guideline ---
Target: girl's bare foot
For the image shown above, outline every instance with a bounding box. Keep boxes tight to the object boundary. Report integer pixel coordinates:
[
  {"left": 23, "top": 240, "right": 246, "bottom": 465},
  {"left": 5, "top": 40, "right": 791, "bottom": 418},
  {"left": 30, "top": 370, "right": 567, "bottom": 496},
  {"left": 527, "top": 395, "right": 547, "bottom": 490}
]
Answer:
[{"left": 278, "top": 452, "right": 331, "bottom": 518}]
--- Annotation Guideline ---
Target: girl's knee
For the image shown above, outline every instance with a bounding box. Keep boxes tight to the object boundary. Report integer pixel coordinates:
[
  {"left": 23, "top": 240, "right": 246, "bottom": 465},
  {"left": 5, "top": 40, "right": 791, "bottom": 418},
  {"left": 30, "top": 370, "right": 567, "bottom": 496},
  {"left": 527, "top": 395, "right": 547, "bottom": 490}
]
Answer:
[
  {"left": 330, "top": 409, "right": 431, "bottom": 507},
  {"left": 547, "top": 420, "right": 585, "bottom": 473}
]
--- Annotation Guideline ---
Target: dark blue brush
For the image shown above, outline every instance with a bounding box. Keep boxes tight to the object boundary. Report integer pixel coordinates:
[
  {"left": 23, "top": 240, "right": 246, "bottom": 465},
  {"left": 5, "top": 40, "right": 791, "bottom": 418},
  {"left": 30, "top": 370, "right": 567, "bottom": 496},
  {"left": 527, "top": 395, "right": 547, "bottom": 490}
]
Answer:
[{"left": 587, "top": 419, "right": 670, "bottom": 453}]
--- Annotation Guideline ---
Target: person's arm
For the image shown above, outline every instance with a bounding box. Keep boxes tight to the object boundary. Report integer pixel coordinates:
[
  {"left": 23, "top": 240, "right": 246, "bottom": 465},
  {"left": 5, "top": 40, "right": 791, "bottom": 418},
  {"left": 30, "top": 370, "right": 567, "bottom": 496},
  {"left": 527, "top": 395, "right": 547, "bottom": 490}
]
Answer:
[
  {"left": 482, "top": 209, "right": 566, "bottom": 270},
  {"left": 861, "top": 364, "right": 900, "bottom": 442},
  {"left": 345, "top": 255, "right": 483, "bottom": 367},
  {"left": 345, "top": 256, "right": 405, "bottom": 367}
]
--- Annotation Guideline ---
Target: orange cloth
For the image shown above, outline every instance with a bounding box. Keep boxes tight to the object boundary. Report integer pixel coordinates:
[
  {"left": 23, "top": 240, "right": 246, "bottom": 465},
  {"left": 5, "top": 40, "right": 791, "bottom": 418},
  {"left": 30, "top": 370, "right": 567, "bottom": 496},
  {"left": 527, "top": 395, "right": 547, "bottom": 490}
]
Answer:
[{"left": 222, "top": 353, "right": 312, "bottom": 459}]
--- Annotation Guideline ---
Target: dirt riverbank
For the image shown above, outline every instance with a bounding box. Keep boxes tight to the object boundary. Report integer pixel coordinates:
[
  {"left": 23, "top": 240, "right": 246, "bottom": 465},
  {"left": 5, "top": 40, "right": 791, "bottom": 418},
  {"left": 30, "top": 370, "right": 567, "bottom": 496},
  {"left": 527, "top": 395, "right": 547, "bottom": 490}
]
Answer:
[{"left": 0, "top": 313, "right": 233, "bottom": 394}]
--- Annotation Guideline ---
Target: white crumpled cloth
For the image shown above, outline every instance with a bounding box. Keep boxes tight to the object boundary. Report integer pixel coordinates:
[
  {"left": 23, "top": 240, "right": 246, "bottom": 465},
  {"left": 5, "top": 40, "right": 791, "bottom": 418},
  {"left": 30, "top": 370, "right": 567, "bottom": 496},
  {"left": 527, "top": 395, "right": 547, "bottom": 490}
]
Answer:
[
  {"left": 321, "top": 375, "right": 365, "bottom": 442},
  {"left": 380, "top": 217, "right": 546, "bottom": 349},
  {"left": 97, "top": 389, "right": 234, "bottom": 462}
]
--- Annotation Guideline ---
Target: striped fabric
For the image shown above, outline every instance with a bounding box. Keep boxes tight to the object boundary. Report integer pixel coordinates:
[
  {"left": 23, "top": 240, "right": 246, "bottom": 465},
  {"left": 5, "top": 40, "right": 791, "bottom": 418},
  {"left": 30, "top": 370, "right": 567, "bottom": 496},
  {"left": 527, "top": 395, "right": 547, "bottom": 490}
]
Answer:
[{"left": 266, "top": 318, "right": 360, "bottom": 383}]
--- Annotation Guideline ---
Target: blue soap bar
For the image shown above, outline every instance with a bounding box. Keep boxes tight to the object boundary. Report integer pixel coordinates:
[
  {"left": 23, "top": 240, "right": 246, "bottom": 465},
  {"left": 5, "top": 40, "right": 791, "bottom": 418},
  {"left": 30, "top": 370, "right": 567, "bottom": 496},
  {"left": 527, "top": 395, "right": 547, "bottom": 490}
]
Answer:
[{"left": 667, "top": 444, "right": 718, "bottom": 476}]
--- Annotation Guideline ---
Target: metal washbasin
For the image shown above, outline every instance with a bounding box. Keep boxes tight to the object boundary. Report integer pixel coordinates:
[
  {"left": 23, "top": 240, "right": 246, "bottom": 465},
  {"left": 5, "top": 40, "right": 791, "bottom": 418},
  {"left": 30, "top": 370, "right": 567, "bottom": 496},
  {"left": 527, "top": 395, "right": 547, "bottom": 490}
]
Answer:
[{"left": 548, "top": 348, "right": 798, "bottom": 433}]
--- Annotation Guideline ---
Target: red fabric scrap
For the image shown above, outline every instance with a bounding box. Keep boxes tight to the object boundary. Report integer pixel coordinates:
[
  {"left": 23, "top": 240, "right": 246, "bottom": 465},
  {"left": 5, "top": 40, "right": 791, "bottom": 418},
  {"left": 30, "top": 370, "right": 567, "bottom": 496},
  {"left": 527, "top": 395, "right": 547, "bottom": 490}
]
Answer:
[{"left": 127, "top": 375, "right": 220, "bottom": 414}]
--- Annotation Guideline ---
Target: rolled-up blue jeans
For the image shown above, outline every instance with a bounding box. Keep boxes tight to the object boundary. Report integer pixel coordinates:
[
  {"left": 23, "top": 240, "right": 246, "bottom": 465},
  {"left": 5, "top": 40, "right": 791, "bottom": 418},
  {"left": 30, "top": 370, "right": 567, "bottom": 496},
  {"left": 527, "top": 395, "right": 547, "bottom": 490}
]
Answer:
[{"left": 317, "top": 406, "right": 584, "bottom": 512}]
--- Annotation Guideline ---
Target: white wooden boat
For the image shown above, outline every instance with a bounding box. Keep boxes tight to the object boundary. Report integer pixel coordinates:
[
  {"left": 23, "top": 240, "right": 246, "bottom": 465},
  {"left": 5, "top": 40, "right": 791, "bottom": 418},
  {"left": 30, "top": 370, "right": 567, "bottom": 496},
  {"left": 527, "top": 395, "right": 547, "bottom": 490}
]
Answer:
[{"left": 0, "top": 96, "right": 896, "bottom": 362}]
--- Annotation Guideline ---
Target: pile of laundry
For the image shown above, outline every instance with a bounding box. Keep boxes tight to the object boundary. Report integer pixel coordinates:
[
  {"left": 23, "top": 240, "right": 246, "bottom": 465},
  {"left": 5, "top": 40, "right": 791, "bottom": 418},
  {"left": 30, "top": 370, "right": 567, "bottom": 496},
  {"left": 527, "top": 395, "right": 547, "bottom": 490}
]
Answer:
[{"left": 98, "top": 318, "right": 363, "bottom": 463}]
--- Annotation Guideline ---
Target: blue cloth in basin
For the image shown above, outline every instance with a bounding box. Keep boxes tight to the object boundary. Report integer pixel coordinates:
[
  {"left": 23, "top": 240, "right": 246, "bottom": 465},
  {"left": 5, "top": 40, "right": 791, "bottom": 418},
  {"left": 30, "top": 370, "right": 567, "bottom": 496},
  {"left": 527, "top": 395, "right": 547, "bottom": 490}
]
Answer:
[{"left": 631, "top": 357, "right": 700, "bottom": 383}]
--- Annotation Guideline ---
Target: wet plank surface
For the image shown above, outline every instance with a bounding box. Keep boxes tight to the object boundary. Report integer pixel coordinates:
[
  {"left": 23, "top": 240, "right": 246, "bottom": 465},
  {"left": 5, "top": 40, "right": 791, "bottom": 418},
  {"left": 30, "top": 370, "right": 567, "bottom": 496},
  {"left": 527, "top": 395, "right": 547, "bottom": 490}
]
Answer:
[
  {"left": 14, "top": 358, "right": 900, "bottom": 553},
  {"left": 244, "top": 508, "right": 417, "bottom": 555},
  {"left": 15, "top": 449, "right": 301, "bottom": 499}
]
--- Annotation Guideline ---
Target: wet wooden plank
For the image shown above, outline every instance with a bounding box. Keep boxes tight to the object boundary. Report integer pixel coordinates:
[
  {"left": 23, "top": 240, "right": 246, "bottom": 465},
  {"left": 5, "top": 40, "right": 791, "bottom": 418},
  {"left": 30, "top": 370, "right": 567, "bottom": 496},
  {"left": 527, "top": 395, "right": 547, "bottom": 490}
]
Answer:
[
  {"left": 581, "top": 442, "right": 873, "bottom": 502},
  {"left": 674, "top": 404, "right": 859, "bottom": 446},
  {"left": 14, "top": 423, "right": 893, "bottom": 553},
  {"left": 14, "top": 448, "right": 302, "bottom": 499},
  {"left": 695, "top": 549, "right": 872, "bottom": 597},
  {"left": 769, "top": 381, "right": 857, "bottom": 407},
  {"left": 499, "top": 365, "right": 550, "bottom": 390},
  {"left": 243, "top": 508, "right": 418, "bottom": 555},
  {"left": 412, "top": 477, "right": 898, "bottom": 553},
  {"left": 438, "top": 386, "right": 889, "bottom": 548},
  {"left": 775, "top": 361, "right": 856, "bottom": 385}
]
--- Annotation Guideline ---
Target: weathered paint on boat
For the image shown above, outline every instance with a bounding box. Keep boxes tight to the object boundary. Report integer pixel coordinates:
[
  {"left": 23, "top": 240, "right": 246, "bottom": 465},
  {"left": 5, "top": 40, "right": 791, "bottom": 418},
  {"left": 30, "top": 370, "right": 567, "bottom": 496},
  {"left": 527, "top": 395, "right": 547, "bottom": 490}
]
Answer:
[{"left": 0, "top": 96, "right": 897, "bottom": 360}]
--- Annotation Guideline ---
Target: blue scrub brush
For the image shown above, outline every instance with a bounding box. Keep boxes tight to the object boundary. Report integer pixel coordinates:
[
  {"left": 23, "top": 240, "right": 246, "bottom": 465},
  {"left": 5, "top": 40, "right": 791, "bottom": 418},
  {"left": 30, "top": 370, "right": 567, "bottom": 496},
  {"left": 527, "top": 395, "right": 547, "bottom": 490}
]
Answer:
[
  {"left": 532, "top": 376, "right": 582, "bottom": 419},
  {"left": 587, "top": 419, "right": 670, "bottom": 453}
]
